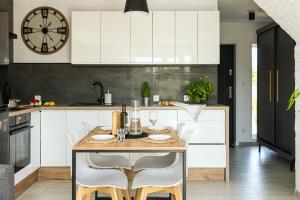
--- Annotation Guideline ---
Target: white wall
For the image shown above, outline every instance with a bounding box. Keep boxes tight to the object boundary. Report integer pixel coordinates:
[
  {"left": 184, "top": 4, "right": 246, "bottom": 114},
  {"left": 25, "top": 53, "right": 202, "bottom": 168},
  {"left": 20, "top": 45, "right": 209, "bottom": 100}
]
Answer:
[
  {"left": 13, "top": 0, "right": 217, "bottom": 63},
  {"left": 220, "top": 22, "right": 268, "bottom": 145}
]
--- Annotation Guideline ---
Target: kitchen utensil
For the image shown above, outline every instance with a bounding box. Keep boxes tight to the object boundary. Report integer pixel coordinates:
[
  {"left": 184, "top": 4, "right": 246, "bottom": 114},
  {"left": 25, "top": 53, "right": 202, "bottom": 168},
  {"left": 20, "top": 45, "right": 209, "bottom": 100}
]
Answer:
[
  {"left": 91, "top": 134, "right": 114, "bottom": 140},
  {"left": 129, "top": 100, "right": 142, "bottom": 136},
  {"left": 148, "top": 134, "right": 172, "bottom": 141},
  {"left": 8, "top": 99, "right": 20, "bottom": 109}
]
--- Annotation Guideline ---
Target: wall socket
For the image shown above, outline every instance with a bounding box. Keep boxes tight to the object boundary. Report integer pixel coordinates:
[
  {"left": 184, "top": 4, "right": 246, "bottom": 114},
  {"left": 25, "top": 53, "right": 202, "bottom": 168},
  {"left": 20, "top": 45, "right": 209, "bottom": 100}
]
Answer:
[
  {"left": 153, "top": 95, "right": 160, "bottom": 102},
  {"left": 184, "top": 95, "right": 189, "bottom": 102}
]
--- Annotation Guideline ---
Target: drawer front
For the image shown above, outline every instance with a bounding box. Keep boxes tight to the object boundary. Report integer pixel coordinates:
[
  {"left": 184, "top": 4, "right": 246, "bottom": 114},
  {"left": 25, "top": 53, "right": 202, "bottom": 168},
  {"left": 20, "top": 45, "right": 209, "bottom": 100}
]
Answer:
[
  {"left": 178, "top": 110, "right": 225, "bottom": 121},
  {"left": 179, "top": 121, "right": 225, "bottom": 144},
  {"left": 188, "top": 145, "right": 226, "bottom": 168}
]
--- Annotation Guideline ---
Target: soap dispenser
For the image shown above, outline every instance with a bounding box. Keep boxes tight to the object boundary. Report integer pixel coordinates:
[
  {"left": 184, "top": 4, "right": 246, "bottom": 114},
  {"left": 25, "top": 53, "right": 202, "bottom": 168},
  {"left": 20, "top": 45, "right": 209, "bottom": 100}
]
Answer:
[{"left": 105, "top": 89, "right": 112, "bottom": 105}]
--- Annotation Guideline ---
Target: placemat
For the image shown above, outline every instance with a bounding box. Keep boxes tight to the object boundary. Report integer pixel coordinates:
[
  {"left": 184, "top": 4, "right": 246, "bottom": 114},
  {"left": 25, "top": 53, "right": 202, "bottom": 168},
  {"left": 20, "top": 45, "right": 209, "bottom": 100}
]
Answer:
[
  {"left": 91, "top": 128, "right": 112, "bottom": 135},
  {"left": 140, "top": 136, "right": 177, "bottom": 144},
  {"left": 143, "top": 127, "right": 172, "bottom": 134},
  {"left": 85, "top": 137, "right": 117, "bottom": 144}
]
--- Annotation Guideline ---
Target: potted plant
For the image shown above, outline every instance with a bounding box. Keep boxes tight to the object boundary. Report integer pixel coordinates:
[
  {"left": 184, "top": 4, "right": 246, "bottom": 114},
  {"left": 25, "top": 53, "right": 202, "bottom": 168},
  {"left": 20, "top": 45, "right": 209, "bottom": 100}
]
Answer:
[
  {"left": 185, "top": 77, "right": 215, "bottom": 104},
  {"left": 288, "top": 88, "right": 300, "bottom": 110},
  {"left": 141, "top": 82, "right": 151, "bottom": 106}
]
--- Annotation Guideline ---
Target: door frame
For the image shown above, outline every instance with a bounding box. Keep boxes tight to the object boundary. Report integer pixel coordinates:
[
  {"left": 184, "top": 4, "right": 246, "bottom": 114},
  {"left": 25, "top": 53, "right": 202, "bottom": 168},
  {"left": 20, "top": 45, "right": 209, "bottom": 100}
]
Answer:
[{"left": 218, "top": 43, "right": 237, "bottom": 147}]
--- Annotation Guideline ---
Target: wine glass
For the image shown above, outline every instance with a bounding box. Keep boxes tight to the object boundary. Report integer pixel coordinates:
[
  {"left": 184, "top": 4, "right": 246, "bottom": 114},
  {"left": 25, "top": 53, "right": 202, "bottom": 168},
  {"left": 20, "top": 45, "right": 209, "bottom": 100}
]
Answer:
[{"left": 149, "top": 111, "right": 158, "bottom": 130}]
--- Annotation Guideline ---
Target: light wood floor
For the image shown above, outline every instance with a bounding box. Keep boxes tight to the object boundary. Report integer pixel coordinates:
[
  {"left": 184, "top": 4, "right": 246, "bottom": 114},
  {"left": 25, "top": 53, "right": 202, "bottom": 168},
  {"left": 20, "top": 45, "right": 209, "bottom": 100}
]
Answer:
[{"left": 17, "top": 146, "right": 300, "bottom": 200}]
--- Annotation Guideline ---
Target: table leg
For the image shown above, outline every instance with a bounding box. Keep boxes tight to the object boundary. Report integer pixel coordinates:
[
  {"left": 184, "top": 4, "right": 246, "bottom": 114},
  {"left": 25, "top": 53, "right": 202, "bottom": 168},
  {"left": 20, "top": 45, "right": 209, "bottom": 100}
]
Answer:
[
  {"left": 183, "top": 151, "right": 186, "bottom": 200},
  {"left": 72, "top": 150, "right": 76, "bottom": 200}
]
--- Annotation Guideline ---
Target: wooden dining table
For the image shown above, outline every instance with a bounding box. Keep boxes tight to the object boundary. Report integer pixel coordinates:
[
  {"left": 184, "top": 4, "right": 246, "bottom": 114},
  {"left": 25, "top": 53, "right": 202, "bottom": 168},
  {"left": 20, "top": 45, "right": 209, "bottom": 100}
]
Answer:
[{"left": 72, "top": 127, "right": 187, "bottom": 200}]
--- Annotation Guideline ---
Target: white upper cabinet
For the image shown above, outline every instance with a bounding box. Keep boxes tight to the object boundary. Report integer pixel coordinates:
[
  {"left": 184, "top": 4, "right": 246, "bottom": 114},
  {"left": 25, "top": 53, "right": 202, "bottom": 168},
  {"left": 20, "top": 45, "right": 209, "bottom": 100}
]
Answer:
[
  {"left": 153, "top": 11, "right": 176, "bottom": 64},
  {"left": 198, "top": 11, "right": 220, "bottom": 64},
  {"left": 71, "top": 12, "right": 101, "bottom": 64},
  {"left": 175, "top": 11, "right": 198, "bottom": 64},
  {"left": 131, "top": 13, "right": 153, "bottom": 64},
  {"left": 101, "top": 12, "right": 131, "bottom": 64},
  {"left": 71, "top": 11, "right": 220, "bottom": 65}
]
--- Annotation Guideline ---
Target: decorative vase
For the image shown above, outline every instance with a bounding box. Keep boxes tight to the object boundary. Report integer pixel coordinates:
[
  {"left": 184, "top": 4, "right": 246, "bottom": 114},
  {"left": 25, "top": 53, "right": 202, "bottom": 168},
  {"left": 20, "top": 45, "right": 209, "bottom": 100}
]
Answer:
[{"left": 143, "top": 97, "right": 150, "bottom": 106}]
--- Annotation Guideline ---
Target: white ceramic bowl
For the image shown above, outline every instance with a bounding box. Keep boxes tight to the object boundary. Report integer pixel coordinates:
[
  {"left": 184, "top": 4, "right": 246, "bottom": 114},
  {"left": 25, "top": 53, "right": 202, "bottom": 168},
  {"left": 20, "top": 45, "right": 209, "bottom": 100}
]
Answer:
[
  {"left": 91, "top": 134, "right": 114, "bottom": 140},
  {"left": 148, "top": 134, "right": 172, "bottom": 141}
]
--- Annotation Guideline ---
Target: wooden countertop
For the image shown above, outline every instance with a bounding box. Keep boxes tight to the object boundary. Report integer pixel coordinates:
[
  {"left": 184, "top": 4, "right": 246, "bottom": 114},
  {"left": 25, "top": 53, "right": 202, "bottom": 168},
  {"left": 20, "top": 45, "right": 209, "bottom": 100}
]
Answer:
[
  {"left": 73, "top": 127, "right": 186, "bottom": 152},
  {"left": 9, "top": 104, "right": 229, "bottom": 117}
]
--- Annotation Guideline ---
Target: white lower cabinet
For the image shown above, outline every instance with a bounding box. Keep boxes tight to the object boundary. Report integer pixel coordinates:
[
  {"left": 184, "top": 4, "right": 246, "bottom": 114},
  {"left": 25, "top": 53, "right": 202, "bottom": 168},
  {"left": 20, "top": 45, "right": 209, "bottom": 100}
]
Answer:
[
  {"left": 188, "top": 145, "right": 226, "bottom": 168},
  {"left": 41, "top": 111, "right": 67, "bottom": 167},
  {"left": 31, "top": 111, "right": 41, "bottom": 172},
  {"left": 36, "top": 108, "right": 227, "bottom": 170}
]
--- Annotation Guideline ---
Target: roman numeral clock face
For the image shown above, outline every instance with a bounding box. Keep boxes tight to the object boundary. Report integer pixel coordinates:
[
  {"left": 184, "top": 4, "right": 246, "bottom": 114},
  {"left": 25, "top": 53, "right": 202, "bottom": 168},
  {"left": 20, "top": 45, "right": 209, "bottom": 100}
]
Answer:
[{"left": 21, "top": 7, "right": 69, "bottom": 55}]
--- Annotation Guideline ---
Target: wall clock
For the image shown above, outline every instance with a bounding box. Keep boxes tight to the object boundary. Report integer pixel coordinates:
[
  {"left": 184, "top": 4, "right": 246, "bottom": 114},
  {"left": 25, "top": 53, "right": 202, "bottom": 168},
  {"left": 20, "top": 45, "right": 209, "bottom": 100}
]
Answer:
[{"left": 21, "top": 7, "right": 69, "bottom": 55}]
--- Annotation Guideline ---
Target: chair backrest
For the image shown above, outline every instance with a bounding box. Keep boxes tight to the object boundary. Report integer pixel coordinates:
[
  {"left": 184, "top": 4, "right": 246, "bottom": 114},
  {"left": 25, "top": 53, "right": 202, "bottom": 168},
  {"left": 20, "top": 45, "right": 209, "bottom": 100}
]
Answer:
[
  {"left": 81, "top": 122, "right": 92, "bottom": 136},
  {"left": 67, "top": 131, "right": 92, "bottom": 178},
  {"left": 166, "top": 129, "right": 194, "bottom": 179}
]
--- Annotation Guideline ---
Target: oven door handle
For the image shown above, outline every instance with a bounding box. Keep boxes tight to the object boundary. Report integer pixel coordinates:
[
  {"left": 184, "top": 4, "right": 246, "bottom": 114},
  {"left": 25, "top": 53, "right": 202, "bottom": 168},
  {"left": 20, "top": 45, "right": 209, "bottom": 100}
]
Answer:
[{"left": 10, "top": 125, "right": 34, "bottom": 135}]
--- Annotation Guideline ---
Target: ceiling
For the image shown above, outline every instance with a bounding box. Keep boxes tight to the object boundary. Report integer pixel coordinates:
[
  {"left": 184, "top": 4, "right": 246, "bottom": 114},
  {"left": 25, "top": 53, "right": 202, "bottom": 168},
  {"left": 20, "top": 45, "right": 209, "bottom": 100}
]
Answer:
[{"left": 218, "top": 0, "right": 272, "bottom": 22}]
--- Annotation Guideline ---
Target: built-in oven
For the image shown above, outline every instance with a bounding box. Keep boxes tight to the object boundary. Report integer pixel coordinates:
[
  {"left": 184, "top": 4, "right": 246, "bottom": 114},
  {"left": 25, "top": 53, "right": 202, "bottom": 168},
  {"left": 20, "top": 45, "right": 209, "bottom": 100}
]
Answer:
[{"left": 9, "top": 113, "right": 32, "bottom": 173}]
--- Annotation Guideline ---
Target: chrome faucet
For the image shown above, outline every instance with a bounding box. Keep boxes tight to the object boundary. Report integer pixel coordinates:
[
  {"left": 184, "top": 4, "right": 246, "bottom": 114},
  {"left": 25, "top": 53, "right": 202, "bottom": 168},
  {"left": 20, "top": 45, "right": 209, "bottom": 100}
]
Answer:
[{"left": 91, "top": 82, "right": 105, "bottom": 105}]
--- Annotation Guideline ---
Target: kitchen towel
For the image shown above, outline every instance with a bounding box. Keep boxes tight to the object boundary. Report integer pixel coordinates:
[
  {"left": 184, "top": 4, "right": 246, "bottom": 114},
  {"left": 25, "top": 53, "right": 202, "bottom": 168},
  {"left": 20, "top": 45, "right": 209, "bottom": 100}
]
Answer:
[{"left": 171, "top": 101, "right": 206, "bottom": 122}]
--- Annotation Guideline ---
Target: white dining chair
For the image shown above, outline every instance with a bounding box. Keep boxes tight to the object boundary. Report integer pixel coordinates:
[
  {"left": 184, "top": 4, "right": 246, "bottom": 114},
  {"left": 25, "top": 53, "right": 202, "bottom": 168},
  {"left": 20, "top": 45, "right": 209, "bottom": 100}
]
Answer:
[
  {"left": 67, "top": 132, "right": 130, "bottom": 200},
  {"left": 132, "top": 129, "right": 194, "bottom": 200},
  {"left": 133, "top": 122, "right": 188, "bottom": 171},
  {"left": 77, "top": 122, "right": 132, "bottom": 170}
]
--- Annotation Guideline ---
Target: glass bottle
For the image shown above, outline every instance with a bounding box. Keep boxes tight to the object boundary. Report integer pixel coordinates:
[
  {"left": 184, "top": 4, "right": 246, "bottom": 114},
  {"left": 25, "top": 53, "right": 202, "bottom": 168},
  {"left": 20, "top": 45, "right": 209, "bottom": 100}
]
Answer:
[{"left": 129, "top": 100, "right": 142, "bottom": 135}]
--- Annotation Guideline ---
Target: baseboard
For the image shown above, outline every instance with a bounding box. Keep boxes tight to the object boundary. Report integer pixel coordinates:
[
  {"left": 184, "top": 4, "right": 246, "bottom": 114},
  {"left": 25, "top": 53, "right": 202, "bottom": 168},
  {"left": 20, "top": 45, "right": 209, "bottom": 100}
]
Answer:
[
  {"left": 187, "top": 168, "right": 225, "bottom": 181},
  {"left": 15, "top": 170, "right": 38, "bottom": 198},
  {"left": 38, "top": 167, "right": 71, "bottom": 180}
]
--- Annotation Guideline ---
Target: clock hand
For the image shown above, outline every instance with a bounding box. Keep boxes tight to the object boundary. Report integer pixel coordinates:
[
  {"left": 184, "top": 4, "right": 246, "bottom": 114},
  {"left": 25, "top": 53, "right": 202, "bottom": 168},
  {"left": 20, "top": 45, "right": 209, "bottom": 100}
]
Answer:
[
  {"left": 47, "top": 22, "right": 52, "bottom": 28},
  {"left": 46, "top": 33, "right": 54, "bottom": 42}
]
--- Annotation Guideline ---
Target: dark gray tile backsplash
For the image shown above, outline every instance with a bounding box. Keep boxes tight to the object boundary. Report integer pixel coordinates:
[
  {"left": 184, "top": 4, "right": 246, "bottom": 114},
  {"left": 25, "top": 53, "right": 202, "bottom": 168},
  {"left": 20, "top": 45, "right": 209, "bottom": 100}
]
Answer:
[{"left": 8, "top": 64, "right": 218, "bottom": 105}]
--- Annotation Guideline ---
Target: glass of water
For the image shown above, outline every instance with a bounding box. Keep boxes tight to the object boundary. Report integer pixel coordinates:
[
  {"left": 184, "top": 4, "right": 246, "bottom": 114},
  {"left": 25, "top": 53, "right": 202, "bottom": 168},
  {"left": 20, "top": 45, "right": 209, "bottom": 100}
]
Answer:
[
  {"left": 149, "top": 111, "right": 158, "bottom": 129},
  {"left": 117, "top": 128, "right": 126, "bottom": 142}
]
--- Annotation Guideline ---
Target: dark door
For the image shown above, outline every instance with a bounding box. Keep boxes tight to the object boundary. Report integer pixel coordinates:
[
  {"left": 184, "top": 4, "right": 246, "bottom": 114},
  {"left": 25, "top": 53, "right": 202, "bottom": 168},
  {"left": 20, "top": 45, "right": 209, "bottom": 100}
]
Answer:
[
  {"left": 275, "top": 27, "right": 295, "bottom": 154},
  {"left": 218, "top": 45, "right": 235, "bottom": 147},
  {"left": 257, "top": 28, "right": 275, "bottom": 144}
]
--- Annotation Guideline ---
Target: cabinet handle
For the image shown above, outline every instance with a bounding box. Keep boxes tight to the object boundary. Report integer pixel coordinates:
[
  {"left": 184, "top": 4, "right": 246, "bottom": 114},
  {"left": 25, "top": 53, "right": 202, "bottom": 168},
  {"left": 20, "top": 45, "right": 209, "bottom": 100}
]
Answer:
[
  {"left": 276, "top": 69, "right": 279, "bottom": 103},
  {"left": 229, "top": 86, "right": 232, "bottom": 99},
  {"left": 269, "top": 70, "right": 272, "bottom": 102}
]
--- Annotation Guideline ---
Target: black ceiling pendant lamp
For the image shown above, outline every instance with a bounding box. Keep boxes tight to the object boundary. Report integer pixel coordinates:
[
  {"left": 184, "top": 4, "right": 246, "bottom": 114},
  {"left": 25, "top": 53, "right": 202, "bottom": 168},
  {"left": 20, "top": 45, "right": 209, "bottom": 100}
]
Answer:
[{"left": 124, "top": 0, "right": 149, "bottom": 16}]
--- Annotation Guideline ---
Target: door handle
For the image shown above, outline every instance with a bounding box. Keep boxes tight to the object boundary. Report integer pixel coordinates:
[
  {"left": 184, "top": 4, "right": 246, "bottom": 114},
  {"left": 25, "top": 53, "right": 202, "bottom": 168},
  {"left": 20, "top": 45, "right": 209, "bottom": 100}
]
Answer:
[
  {"left": 276, "top": 69, "right": 279, "bottom": 103},
  {"left": 269, "top": 70, "right": 272, "bottom": 102},
  {"left": 229, "top": 86, "right": 232, "bottom": 99}
]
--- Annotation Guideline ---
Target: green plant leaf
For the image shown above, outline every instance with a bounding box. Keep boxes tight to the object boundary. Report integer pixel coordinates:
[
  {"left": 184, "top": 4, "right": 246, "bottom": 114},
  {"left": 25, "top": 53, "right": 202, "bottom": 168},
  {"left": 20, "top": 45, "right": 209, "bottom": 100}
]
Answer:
[{"left": 287, "top": 88, "right": 300, "bottom": 110}]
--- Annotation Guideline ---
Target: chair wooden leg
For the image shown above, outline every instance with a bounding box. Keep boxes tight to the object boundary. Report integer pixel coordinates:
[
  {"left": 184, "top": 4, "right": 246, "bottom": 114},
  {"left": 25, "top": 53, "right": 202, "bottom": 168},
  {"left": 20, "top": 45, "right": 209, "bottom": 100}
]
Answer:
[
  {"left": 117, "top": 189, "right": 124, "bottom": 200},
  {"left": 110, "top": 188, "right": 120, "bottom": 200},
  {"left": 135, "top": 189, "right": 141, "bottom": 200},
  {"left": 85, "top": 192, "right": 93, "bottom": 200},
  {"left": 139, "top": 188, "right": 149, "bottom": 200},
  {"left": 123, "top": 188, "right": 131, "bottom": 200},
  {"left": 171, "top": 186, "right": 182, "bottom": 200},
  {"left": 76, "top": 186, "right": 86, "bottom": 200}
]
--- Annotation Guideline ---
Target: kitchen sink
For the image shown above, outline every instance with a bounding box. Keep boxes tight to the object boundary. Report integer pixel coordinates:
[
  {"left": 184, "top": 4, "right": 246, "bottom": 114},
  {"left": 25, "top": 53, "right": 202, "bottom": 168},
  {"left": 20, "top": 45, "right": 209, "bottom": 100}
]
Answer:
[{"left": 69, "top": 102, "right": 115, "bottom": 106}]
